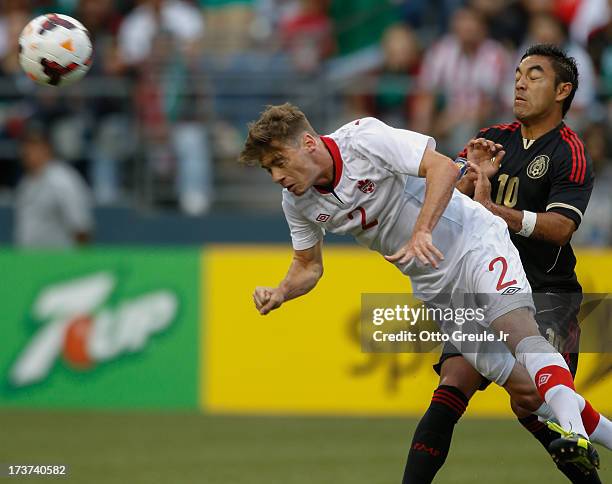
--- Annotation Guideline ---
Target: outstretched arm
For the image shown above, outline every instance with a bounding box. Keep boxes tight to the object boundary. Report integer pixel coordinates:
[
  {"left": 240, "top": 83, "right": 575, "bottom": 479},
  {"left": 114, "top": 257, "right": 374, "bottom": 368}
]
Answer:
[
  {"left": 253, "top": 240, "right": 323, "bottom": 315},
  {"left": 385, "top": 149, "right": 459, "bottom": 268},
  {"left": 471, "top": 164, "right": 577, "bottom": 246}
]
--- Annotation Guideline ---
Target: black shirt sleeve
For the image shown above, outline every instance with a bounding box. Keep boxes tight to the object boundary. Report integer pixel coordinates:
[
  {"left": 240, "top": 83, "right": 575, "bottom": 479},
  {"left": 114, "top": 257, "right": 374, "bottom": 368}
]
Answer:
[{"left": 546, "top": 143, "right": 594, "bottom": 228}]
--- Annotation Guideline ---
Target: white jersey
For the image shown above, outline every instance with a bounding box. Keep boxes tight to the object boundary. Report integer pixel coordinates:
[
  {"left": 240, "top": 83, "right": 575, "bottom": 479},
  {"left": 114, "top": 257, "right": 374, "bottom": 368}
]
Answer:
[
  {"left": 282, "top": 117, "right": 507, "bottom": 298},
  {"left": 284, "top": 117, "right": 535, "bottom": 387}
]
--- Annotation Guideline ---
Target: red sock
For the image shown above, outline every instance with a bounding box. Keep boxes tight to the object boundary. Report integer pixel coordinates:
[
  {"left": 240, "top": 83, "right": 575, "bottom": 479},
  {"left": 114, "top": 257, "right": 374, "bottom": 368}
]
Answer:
[{"left": 581, "top": 400, "right": 601, "bottom": 436}]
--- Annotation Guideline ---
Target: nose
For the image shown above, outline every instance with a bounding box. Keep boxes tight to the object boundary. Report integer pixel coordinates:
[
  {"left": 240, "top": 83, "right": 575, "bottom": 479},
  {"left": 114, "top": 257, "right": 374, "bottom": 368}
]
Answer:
[{"left": 270, "top": 167, "right": 285, "bottom": 184}]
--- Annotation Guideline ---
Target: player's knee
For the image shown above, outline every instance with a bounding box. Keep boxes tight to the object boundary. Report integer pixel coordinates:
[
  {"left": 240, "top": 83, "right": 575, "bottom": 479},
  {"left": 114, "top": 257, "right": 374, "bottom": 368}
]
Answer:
[
  {"left": 514, "top": 335, "right": 553, "bottom": 367},
  {"left": 439, "top": 358, "right": 481, "bottom": 400}
]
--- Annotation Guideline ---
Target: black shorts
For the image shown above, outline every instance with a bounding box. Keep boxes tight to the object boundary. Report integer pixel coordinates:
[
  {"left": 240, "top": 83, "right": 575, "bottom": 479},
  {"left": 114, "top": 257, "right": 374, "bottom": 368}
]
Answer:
[{"left": 433, "top": 292, "right": 582, "bottom": 389}]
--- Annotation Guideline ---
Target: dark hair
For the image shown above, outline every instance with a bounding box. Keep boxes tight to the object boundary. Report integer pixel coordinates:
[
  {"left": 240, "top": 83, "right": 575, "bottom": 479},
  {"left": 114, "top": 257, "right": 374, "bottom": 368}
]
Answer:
[
  {"left": 239, "top": 103, "right": 316, "bottom": 166},
  {"left": 521, "top": 43, "right": 579, "bottom": 117}
]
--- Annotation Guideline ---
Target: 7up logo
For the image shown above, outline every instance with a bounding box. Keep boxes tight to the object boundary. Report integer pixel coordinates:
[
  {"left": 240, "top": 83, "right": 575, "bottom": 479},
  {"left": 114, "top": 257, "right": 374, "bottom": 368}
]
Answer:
[{"left": 10, "top": 272, "right": 178, "bottom": 387}]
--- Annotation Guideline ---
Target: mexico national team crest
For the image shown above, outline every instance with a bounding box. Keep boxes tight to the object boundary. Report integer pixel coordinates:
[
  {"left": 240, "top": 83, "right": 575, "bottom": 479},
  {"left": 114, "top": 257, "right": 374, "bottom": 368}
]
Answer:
[
  {"left": 527, "top": 155, "right": 549, "bottom": 179},
  {"left": 357, "top": 179, "right": 376, "bottom": 194}
]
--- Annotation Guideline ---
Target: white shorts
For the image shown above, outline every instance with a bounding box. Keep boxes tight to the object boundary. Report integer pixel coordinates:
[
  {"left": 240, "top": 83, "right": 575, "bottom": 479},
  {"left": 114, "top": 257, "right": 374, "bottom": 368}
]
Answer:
[{"left": 426, "top": 222, "right": 535, "bottom": 385}]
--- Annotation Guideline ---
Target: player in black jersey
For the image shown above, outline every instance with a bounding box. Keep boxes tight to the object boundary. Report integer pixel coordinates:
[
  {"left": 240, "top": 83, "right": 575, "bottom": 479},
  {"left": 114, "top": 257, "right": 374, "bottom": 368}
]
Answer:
[{"left": 403, "top": 44, "right": 605, "bottom": 483}]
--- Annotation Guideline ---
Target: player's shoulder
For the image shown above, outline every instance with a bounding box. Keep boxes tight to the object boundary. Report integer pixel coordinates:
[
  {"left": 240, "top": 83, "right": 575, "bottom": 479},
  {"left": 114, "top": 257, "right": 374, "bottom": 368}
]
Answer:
[
  {"left": 342, "top": 116, "right": 430, "bottom": 147},
  {"left": 281, "top": 186, "right": 296, "bottom": 205},
  {"left": 281, "top": 187, "right": 302, "bottom": 215},
  {"left": 332, "top": 117, "right": 385, "bottom": 137},
  {"left": 281, "top": 185, "right": 315, "bottom": 208},
  {"left": 47, "top": 162, "right": 82, "bottom": 186},
  {"left": 329, "top": 117, "right": 388, "bottom": 151},
  {"left": 556, "top": 124, "right": 588, "bottom": 158},
  {"left": 554, "top": 124, "right": 592, "bottom": 183},
  {"left": 477, "top": 121, "right": 521, "bottom": 142}
]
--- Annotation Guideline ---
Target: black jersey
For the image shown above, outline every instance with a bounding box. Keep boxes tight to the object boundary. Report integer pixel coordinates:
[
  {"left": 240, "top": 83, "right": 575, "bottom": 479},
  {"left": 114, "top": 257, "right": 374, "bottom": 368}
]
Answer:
[{"left": 459, "top": 121, "right": 594, "bottom": 293}]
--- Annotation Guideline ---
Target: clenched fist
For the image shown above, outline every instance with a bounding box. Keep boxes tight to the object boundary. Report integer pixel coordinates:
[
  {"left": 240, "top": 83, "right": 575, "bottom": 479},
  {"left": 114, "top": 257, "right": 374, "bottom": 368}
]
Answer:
[{"left": 253, "top": 286, "right": 285, "bottom": 315}]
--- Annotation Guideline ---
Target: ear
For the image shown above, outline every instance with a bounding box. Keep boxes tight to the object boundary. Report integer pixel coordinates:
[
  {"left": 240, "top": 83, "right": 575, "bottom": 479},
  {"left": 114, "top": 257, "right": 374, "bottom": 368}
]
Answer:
[
  {"left": 302, "top": 133, "right": 317, "bottom": 152},
  {"left": 555, "top": 82, "right": 573, "bottom": 103}
]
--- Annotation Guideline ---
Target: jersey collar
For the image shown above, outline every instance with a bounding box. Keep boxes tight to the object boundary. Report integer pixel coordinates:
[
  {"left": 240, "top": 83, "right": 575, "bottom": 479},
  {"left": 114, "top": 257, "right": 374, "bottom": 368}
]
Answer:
[
  {"left": 520, "top": 121, "right": 565, "bottom": 144},
  {"left": 314, "top": 136, "right": 344, "bottom": 194}
]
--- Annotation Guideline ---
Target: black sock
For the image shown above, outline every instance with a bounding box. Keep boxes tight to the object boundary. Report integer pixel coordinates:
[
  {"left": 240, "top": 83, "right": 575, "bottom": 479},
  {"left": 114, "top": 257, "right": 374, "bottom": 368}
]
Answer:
[
  {"left": 519, "top": 415, "right": 601, "bottom": 483},
  {"left": 402, "top": 385, "right": 468, "bottom": 484}
]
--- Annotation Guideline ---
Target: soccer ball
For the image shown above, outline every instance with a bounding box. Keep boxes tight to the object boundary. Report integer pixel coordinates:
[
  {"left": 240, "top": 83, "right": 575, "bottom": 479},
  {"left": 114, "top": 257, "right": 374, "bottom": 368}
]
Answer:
[{"left": 19, "top": 14, "right": 93, "bottom": 87}]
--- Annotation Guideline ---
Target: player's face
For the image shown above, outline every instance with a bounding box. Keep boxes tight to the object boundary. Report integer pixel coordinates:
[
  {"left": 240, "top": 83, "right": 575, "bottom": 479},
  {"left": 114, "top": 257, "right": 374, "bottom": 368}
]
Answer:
[
  {"left": 260, "top": 137, "right": 321, "bottom": 196},
  {"left": 21, "top": 138, "right": 51, "bottom": 173},
  {"left": 513, "top": 55, "right": 566, "bottom": 121}
]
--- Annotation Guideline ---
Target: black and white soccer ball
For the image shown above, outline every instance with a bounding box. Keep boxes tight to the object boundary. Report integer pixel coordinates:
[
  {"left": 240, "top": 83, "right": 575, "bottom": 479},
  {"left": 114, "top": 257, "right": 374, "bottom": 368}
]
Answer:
[{"left": 19, "top": 14, "right": 93, "bottom": 87}]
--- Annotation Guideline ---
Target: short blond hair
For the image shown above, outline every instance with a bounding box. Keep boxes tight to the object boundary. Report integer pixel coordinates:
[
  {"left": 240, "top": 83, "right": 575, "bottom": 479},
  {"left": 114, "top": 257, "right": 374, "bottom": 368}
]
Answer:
[{"left": 239, "top": 103, "right": 316, "bottom": 166}]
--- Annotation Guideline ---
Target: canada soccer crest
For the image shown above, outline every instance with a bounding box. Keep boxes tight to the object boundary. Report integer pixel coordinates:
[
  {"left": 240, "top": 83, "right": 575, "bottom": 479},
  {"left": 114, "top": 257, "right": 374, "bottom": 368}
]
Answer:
[{"left": 357, "top": 179, "right": 376, "bottom": 194}]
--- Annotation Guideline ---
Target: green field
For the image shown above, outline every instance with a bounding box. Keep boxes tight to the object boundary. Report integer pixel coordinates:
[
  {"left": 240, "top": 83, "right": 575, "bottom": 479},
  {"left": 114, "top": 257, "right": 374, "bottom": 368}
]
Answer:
[{"left": 2, "top": 411, "right": 610, "bottom": 483}]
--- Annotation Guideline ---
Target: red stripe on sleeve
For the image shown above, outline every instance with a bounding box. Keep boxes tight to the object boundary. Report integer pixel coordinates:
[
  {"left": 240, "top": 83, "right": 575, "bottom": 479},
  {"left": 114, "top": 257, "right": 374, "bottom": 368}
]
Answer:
[
  {"left": 567, "top": 128, "right": 587, "bottom": 184},
  {"left": 561, "top": 127, "right": 578, "bottom": 182}
]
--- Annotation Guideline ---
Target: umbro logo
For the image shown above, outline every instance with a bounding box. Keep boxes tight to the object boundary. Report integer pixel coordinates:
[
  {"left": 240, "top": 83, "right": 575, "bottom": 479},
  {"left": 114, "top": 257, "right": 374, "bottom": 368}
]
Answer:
[
  {"left": 537, "top": 373, "right": 552, "bottom": 387},
  {"left": 357, "top": 179, "right": 376, "bottom": 194},
  {"left": 501, "top": 287, "right": 521, "bottom": 295},
  {"left": 316, "top": 213, "right": 330, "bottom": 222}
]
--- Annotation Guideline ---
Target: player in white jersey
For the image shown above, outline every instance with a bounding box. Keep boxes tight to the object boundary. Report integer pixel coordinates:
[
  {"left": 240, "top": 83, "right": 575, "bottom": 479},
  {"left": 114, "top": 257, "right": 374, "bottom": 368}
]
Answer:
[{"left": 239, "top": 103, "right": 603, "bottom": 473}]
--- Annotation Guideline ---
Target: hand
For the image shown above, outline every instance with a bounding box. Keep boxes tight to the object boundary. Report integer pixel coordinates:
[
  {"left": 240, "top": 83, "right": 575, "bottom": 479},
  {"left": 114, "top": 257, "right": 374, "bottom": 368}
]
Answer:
[
  {"left": 384, "top": 230, "right": 444, "bottom": 269},
  {"left": 253, "top": 286, "right": 285, "bottom": 315},
  {"left": 466, "top": 138, "right": 505, "bottom": 179},
  {"left": 471, "top": 163, "right": 493, "bottom": 208}
]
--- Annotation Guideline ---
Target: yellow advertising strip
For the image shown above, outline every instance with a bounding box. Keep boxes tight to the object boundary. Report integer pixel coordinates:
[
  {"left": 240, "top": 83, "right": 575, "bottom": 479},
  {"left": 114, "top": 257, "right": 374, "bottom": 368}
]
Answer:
[{"left": 202, "top": 246, "right": 612, "bottom": 417}]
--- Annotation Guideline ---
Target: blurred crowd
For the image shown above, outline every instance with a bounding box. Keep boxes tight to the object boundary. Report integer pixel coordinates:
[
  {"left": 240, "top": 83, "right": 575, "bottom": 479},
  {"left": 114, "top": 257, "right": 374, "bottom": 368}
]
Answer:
[{"left": 0, "top": 0, "right": 611, "bottom": 245}]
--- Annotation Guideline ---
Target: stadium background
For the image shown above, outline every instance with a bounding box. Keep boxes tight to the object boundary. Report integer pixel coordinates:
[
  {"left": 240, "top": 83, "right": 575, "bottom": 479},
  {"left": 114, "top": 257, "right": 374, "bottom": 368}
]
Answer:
[{"left": 1, "top": 0, "right": 612, "bottom": 482}]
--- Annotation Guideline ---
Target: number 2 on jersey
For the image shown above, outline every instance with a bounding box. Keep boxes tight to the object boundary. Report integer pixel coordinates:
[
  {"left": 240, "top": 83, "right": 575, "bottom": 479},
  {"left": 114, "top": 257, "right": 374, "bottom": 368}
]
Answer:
[
  {"left": 488, "top": 256, "right": 518, "bottom": 291},
  {"left": 347, "top": 206, "right": 378, "bottom": 230}
]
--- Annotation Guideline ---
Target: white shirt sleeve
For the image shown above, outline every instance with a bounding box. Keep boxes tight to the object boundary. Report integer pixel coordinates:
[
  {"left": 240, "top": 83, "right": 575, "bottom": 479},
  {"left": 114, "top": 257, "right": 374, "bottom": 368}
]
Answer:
[
  {"left": 282, "top": 191, "right": 324, "bottom": 250},
  {"left": 352, "top": 117, "right": 436, "bottom": 177}
]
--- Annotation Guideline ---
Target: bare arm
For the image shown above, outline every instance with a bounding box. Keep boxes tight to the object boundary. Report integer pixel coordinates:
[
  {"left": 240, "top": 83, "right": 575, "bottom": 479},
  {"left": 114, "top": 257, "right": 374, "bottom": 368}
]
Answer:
[
  {"left": 456, "top": 173, "right": 477, "bottom": 196},
  {"left": 472, "top": 165, "right": 577, "bottom": 246},
  {"left": 414, "top": 149, "right": 460, "bottom": 233},
  {"left": 253, "top": 241, "right": 323, "bottom": 315},
  {"left": 478, "top": 201, "right": 576, "bottom": 246},
  {"left": 385, "top": 149, "right": 459, "bottom": 268}
]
